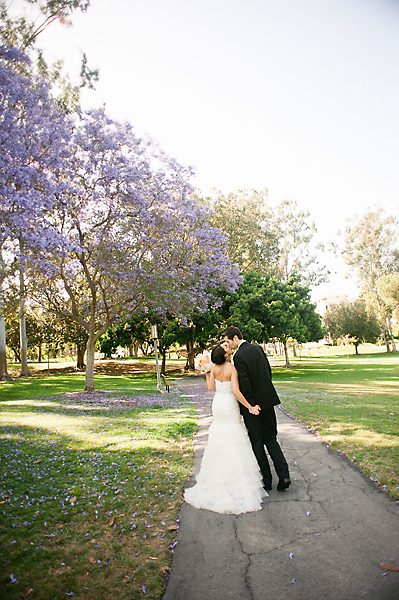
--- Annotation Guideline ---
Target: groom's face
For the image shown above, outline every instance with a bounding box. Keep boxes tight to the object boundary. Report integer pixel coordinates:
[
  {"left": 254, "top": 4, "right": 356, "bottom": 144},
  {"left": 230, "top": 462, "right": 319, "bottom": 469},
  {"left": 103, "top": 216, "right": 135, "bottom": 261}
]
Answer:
[{"left": 224, "top": 335, "right": 239, "bottom": 350}]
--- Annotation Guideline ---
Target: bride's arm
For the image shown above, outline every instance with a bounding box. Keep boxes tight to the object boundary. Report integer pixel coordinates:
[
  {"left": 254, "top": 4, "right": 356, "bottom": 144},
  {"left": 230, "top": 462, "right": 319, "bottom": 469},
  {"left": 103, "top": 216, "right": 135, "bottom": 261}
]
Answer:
[
  {"left": 205, "top": 368, "right": 215, "bottom": 391},
  {"left": 231, "top": 368, "right": 260, "bottom": 415}
]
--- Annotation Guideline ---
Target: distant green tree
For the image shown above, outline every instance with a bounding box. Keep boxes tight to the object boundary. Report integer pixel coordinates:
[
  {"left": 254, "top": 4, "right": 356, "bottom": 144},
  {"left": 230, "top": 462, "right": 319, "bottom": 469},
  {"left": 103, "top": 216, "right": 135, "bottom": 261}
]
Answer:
[
  {"left": 209, "top": 189, "right": 280, "bottom": 277},
  {"left": 224, "top": 272, "right": 324, "bottom": 366},
  {"left": 61, "top": 319, "right": 88, "bottom": 369},
  {"left": 274, "top": 199, "right": 330, "bottom": 287},
  {"left": 209, "top": 191, "right": 329, "bottom": 286},
  {"left": 269, "top": 276, "right": 325, "bottom": 366},
  {"left": 165, "top": 306, "right": 225, "bottom": 371},
  {"left": 336, "top": 207, "right": 398, "bottom": 351},
  {"left": 377, "top": 273, "right": 399, "bottom": 314},
  {"left": 376, "top": 273, "right": 399, "bottom": 349},
  {"left": 323, "top": 300, "right": 381, "bottom": 354},
  {"left": 223, "top": 271, "right": 274, "bottom": 342}
]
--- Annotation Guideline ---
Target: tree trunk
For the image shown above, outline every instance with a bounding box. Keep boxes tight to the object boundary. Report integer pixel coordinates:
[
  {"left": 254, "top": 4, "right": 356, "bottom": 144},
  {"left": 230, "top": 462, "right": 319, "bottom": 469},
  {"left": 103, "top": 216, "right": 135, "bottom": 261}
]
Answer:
[
  {"left": 18, "top": 264, "right": 30, "bottom": 377},
  {"left": 0, "top": 247, "right": 12, "bottom": 380},
  {"left": 355, "top": 344, "right": 359, "bottom": 355},
  {"left": 0, "top": 249, "right": 11, "bottom": 380},
  {"left": 185, "top": 340, "right": 196, "bottom": 371},
  {"left": 375, "top": 295, "right": 390, "bottom": 352},
  {"left": 0, "top": 286, "right": 11, "bottom": 381},
  {"left": 84, "top": 335, "right": 96, "bottom": 392},
  {"left": 38, "top": 344, "right": 42, "bottom": 362},
  {"left": 387, "top": 317, "right": 397, "bottom": 352},
  {"left": 76, "top": 344, "right": 86, "bottom": 370},
  {"left": 292, "top": 343, "right": 297, "bottom": 358},
  {"left": 283, "top": 341, "right": 291, "bottom": 367}
]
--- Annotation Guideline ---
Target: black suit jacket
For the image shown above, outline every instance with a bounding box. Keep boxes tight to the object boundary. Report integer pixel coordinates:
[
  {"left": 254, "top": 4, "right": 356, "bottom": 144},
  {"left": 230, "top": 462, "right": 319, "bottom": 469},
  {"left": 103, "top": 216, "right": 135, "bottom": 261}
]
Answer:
[{"left": 233, "top": 341, "right": 281, "bottom": 416}]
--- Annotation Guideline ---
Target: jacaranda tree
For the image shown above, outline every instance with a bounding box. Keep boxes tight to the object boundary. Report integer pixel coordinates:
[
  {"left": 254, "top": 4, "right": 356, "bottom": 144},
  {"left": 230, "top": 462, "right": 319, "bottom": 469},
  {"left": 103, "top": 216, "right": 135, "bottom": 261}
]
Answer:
[
  {"left": 37, "top": 108, "right": 241, "bottom": 391},
  {"left": 0, "top": 42, "right": 71, "bottom": 379}
]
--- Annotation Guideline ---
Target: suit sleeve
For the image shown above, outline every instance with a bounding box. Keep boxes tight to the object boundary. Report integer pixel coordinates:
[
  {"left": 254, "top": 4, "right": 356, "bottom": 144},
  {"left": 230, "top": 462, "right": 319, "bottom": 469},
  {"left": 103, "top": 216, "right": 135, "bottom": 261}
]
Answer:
[
  {"left": 233, "top": 351, "right": 254, "bottom": 405},
  {"left": 260, "top": 348, "right": 272, "bottom": 380}
]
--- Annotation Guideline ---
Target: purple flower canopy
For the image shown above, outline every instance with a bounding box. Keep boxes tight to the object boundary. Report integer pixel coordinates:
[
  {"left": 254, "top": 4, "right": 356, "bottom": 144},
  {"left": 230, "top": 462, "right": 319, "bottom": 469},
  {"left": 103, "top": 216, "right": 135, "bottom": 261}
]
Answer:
[
  {"left": 0, "top": 38, "right": 241, "bottom": 387},
  {"left": 0, "top": 43, "right": 73, "bottom": 254}
]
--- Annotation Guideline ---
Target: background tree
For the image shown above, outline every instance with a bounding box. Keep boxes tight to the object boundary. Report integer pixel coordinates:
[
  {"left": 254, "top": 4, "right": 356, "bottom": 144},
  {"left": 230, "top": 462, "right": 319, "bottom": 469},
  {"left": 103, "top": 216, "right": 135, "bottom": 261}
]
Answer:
[
  {"left": 223, "top": 272, "right": 324, "bottom": 366},
  {"left": 377, "top": 273, "right": 399, "bottom": 318},
  {"left": 268, "top": 276, "right": 325, "bottom": 366},
  {"left": 1, "top": 0, "right": 98, "bottom": 112},
  {"left": 36, "top": 109, "right": 241, "bottom": 391},
  {"left": 61, "top": 318, "right": 89, "bottom": 369},
  {"left": 376, "top": 273, "right": 399, "bottom": 351},
  {"left": 323, "top": 300, "right": 381, "bottom": 354},
  {"left": 209, "top": 189, "right": 280, "bottom": 277},
  {"left": 223, "top": 271, "right": 274, "bottom": 342},
  {"left": 0, "top": 41, "right": 71, "bottom": 378},
  {"left": 274, "top": 199, "right": 329, "bottom": 286},
  {"left": 166, "top": 304, "right": 226, "bottom": 371},
  {"left": 209, "top": 191, "right": 329, "bottom": 287},
  {"left": 336, "top": 207, "right": 398, "bottom": 351}
]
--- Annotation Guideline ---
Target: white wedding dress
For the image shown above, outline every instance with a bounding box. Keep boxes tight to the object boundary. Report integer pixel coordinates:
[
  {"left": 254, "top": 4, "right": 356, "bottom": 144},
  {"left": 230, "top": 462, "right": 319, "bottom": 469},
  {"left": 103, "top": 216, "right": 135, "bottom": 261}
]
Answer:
[{"left": 184, "top": 380, "right": 267, "bottom": 514}]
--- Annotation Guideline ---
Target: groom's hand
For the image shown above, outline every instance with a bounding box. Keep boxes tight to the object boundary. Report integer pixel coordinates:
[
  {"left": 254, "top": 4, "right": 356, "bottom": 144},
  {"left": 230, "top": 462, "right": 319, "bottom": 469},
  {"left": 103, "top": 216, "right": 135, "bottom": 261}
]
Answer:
[{"left": 249, "top": 404, "right": 261, "bottom": 415}]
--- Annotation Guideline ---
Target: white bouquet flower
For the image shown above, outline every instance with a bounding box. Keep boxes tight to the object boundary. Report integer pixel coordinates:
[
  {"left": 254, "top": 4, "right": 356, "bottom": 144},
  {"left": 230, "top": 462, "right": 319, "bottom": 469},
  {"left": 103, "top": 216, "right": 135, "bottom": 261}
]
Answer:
[{"left": 194, "top": 351, "right": 213, "bottom": 373}]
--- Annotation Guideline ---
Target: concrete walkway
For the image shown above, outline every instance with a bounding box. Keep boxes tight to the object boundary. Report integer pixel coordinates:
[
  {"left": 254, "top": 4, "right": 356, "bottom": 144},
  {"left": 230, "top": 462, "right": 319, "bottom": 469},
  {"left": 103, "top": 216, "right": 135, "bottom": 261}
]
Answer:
[{"left": 163, "top": 376, "right": 399, "bottom": 600}]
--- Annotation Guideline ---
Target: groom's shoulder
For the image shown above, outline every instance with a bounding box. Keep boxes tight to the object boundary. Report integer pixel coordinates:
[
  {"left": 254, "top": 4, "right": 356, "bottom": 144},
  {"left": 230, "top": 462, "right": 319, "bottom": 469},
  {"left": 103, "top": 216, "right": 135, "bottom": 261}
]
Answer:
[{"left": 239, "top": 341, "right": 263, "bottom": 355}]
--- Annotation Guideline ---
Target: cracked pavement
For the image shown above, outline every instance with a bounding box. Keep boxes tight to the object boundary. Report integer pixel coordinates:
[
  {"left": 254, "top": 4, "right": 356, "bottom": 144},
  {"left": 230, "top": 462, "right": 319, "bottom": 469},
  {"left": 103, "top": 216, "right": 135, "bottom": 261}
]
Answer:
[{"left": 163, "top": 376, "right": 399, "bottom": 600}]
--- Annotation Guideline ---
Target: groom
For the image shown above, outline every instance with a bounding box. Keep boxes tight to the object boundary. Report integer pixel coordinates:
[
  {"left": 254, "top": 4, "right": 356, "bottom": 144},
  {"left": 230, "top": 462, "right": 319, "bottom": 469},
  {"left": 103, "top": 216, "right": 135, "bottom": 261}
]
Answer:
[{"left": 222, "top": 326, "right": 291, "bottom": 492}]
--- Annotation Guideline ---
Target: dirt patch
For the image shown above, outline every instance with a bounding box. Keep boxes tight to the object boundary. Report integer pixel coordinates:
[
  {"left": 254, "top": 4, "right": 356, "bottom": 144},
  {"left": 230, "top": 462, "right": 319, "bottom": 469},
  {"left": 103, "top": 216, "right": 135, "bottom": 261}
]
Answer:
[{"left": 7, "top": 359, "right": 187, "bottom": 378}]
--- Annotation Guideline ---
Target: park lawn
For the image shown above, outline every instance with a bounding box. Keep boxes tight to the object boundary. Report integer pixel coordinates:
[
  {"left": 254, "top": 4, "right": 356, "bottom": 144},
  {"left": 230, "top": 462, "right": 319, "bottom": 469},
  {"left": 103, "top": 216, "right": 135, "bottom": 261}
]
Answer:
[
  {"left": 0, "top": 372, "right": 158, "bottom": 401},
  {"left": 0, "top": 380, "right": 196, "bottom": 600},
  {"left": 273, "top": 352, "right": 399, "bottom": 500}
]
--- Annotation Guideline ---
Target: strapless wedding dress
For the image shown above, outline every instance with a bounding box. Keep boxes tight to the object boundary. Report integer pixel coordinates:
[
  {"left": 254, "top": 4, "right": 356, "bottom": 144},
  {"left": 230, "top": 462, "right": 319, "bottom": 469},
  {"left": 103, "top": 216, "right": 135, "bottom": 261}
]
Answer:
[{"left": 184, "top": 380, "right": 267, "bottom": 514}]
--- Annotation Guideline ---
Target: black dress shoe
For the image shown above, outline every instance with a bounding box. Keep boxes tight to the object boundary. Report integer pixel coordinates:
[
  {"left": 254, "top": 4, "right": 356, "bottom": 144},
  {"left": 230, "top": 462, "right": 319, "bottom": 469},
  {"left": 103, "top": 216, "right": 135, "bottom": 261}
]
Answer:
[
  {"left": 277, "top": 478, "right": 291, "bottom": 491},
  {"left": 263, "top": 480, "right": 272, "bottom": 491}
]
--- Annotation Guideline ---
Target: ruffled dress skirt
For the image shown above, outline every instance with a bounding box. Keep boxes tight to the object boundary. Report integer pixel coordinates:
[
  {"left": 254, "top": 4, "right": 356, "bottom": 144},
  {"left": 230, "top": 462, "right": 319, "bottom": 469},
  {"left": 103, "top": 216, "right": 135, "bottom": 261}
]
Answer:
[{"left": 184, "top": 380, "right": 267, "bottom": 514}]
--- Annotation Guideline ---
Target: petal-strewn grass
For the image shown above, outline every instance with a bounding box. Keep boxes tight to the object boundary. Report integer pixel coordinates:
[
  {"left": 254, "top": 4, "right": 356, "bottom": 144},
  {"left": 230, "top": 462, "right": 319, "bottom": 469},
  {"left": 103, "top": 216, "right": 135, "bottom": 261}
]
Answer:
[
  {"left": 0, "top": 383, "right": 196, "bottom": 600},
  {"left": 273, "top": 352, "right": 399, "bottom": 500}
]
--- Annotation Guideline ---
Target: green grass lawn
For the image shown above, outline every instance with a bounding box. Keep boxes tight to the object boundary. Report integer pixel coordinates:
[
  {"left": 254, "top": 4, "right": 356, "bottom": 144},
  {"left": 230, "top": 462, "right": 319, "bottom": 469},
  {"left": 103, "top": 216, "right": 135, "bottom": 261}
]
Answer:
[
  {"left": 0, "top": 372, "right": 158, "bottom": 401},
  {"left": 1, "top": 350, "right": 398, "bottom": 598},
  {"left": 0, "top": 374, "right": 196, "bottom": 600},
  {"left": 273, "top": 352, "right": 399, "bottom": 500}
]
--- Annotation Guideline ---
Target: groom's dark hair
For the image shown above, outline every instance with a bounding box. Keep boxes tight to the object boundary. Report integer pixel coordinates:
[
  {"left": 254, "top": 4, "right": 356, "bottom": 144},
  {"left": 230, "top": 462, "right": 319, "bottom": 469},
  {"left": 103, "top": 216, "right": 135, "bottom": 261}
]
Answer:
[{"left": 222, "top": 326, "right": 243, "bottom": 340}]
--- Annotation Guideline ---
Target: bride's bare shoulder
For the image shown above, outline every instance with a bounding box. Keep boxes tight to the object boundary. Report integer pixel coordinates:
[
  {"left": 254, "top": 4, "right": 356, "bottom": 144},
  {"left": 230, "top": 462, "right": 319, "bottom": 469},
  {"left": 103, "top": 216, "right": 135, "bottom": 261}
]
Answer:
[{"left": 225, "top": 362, "right": 236, "bottom": 376}]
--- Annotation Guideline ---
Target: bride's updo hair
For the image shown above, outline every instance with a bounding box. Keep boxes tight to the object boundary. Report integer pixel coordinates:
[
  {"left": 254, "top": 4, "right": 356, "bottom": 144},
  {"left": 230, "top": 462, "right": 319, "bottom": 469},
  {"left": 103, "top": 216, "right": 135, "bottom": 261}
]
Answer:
[{"left": 211, "top": 344, "right": 227, "bottom": 365}]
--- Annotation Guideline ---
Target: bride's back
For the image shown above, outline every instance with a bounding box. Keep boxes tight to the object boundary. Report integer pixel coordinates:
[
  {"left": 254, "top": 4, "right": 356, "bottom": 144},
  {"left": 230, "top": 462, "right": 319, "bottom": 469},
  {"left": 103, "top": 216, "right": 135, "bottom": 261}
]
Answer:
[{"left": 212, "top": 360, "right": 234, "bottom": 382}]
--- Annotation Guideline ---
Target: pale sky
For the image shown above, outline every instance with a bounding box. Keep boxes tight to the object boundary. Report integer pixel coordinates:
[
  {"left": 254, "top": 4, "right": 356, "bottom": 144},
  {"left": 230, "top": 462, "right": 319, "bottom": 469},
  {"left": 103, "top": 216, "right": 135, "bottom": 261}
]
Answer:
[{"left": 9, "top": 0, "right": 399, "bottom": 301}]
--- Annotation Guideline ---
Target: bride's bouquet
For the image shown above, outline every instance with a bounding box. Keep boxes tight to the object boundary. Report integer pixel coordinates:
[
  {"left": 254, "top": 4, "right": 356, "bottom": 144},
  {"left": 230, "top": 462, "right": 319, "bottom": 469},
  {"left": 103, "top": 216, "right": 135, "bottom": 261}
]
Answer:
[{"left": 194, "top": 351, "right": 212, "bottom": 373}]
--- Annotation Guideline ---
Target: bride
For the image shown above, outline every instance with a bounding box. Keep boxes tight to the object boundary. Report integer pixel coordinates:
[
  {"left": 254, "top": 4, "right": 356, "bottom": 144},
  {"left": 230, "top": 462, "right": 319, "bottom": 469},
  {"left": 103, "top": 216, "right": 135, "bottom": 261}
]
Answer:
[{"left": 184, "top": 342, "right": 268, "bottom": 514}]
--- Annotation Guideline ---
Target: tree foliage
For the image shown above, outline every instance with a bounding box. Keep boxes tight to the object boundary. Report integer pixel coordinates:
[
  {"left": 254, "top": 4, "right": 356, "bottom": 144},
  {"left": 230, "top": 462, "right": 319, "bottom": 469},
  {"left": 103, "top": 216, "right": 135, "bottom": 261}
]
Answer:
[
  {"left": 0, "top": 40, "right": 72, "bottom": 379},
  {"left": 377, "top": 273, "right": 399, "bottom": 316},
  {"left": 209, "top": 190, "right": 329, "bottom": 286},
  {"left": 274, "top": 199, "right": 329, "bottom": 286},
  {"left": 323, "top": 300, "right": 381, "bottom": 354},
  {"left": 223, "top": 271, "right": 324, "bottom": 366},
  {"left": 336, "top": 207, "right": 399, "bottom": 351},
  {"left": 1, "top": 0, "right": 98, "bottom": 112},
  {"left": 209, "top": 189, "right": 280, "bottom": 277},
  {"left": 33, "top": 109, "right": 241, "bottom": 391}
]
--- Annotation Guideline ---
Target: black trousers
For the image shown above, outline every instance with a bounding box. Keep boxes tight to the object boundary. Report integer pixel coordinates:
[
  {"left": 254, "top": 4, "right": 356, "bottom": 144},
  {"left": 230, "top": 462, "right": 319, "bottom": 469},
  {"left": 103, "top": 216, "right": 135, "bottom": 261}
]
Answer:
[{"left": 243, "top": 407, "right": 290, "bottom": 487}]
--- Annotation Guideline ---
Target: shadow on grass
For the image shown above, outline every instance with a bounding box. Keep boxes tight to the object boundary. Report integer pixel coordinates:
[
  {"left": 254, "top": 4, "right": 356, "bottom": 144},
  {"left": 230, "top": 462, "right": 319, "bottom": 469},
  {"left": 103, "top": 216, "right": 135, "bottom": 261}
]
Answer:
[
  {"left": 0, "top": 373, "right": 159, "bottom": 401},
  {"left": 0, "top": 399, "right": 196, "bottom": 599}
]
